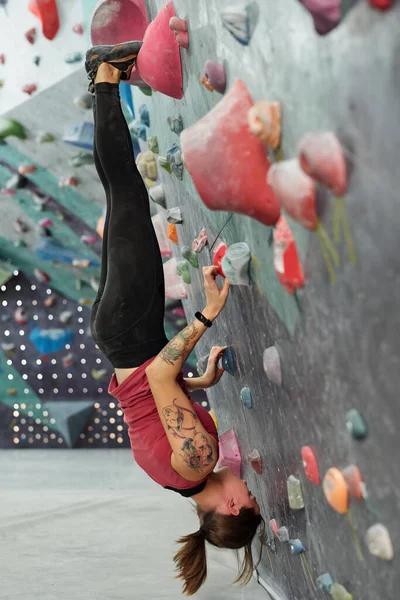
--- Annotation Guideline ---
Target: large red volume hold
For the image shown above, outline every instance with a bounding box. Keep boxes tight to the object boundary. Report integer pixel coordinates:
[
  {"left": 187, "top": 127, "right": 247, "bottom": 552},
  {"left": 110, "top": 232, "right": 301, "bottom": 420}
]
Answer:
[
  {"left": 28, "top": 0, "right": 59, "bottom": 41},
  {"left": 273, "top": 217, "right": 304, "bottom": 294},
  {"left": 136, "top": 1, "right": 183, "bottom": 99},
  {"left": 181, "top": 79, "right": 280, "bottom": 227}
]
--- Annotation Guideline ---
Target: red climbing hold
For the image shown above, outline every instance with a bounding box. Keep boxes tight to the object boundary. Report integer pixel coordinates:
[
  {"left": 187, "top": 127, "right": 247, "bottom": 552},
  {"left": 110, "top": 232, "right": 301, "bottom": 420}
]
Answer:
[
  {"left": 0, "top": 54, "right": 5, "bottom": 64},
  {"left": 301, "top": 446, "right": 320, "bottom": 485},
  {"left": 181, "top": 79, "right": 280, "bottom": 227},
  {"left": 28, "top": 0, "right": 60, "bottom": 41},
  {"left": 22, "top": 83, "right": 38, "bottom": 96},
  {"left": 298, "top": 132, "right": 347, "bottom": 196},
  {"left": 342, "top": 464, "right": 365, "bottom": 500},
  {"left": 72, "top": 23, "right": 84, "bottom": 35},
  {"left": 136, "top": 1, "right": 183, "bottom": 99},
  {"left": 268, "top": 159, "right": 317, "bottom": 230},
  {"left": 169, "top": 16, "right": 189, "bottom": 48},
  {"left": 368, "top": 0, "right": 392, "bottom": 9},
  {"left": 273, "top": 216, "right": 304, "bottom": 294},
  {"left": 25, "top": 27, "right": 37, "bottom": 44},
  {"left": 213, "top": 242, "right": 227, "bottom": 278}
]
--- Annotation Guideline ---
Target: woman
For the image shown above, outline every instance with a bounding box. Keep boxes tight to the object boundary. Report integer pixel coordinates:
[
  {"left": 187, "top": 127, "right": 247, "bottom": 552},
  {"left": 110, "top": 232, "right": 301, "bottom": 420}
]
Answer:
[{"left": 86, "top": 41, "right": 265, "bottom": 596}]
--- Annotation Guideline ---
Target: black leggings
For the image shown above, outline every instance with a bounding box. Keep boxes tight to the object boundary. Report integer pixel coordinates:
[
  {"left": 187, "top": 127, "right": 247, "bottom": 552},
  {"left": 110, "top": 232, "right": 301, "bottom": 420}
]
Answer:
[{"left": 90, "top": 83, "right": 168, "bottom": 368}]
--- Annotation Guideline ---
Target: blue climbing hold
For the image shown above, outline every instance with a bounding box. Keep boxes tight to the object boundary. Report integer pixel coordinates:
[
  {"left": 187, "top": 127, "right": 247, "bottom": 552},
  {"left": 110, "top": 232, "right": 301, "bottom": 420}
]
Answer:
[
  {"left": 166, "top": 142, "right": 184, "bottom": 180},
  {"left": 222, "top": 346, "right": 235, "bottom": 375},
  {"left": 316, "top": 573, "right": 333, "bottom": 594},
  {"left": 63, "top": 121, "right": 94, "bottom": 151},
  {"left": 139, "top": 104, "right": 150, "bottom": 127},
  {"left": 34, "top": 238, "right": 99, "bottom": 266},
  {"left": 240, "top": 386, "right": 252, "bottom": 409},
  {"left": 129, "top": 120, "right": 147, "bottom": 142},
  {"left": 289, "top": 539, "right": 305, "bottom": 555},
  {"left": 29, "top": 328, "right": 74, "bottom": 354}
]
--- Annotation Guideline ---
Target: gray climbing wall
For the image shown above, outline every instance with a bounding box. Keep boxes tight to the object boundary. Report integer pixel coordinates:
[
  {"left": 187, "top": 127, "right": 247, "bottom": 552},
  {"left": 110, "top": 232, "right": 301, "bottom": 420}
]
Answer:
[{"left": 131, "top": 1, "right": 400, "bottom": 598}]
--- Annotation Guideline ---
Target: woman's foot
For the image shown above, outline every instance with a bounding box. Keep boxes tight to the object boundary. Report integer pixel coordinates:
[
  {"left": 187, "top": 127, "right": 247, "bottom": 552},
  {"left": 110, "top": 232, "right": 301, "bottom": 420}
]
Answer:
[{"left": 85, "top": 40, "right": 143, "bottom": 93}]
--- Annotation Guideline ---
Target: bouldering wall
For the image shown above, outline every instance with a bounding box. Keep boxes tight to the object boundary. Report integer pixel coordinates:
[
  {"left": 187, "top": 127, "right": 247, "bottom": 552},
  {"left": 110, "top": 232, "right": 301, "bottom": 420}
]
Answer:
[{"left": 95, "top": 0, "right": 399, "bottom": 598}]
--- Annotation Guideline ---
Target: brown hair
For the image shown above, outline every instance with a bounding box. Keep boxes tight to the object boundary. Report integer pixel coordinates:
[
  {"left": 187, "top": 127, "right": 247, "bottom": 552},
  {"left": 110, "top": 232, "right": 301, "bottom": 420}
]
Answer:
[{"left": 173, "top": 507, "right": 265, "bottom": 596}]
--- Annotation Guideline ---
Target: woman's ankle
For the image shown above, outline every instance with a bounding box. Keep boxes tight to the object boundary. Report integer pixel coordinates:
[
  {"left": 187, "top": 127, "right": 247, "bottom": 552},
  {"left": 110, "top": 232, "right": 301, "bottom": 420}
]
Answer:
[{"left": 95, "top": 63, "right": 121, "bottom": 85}]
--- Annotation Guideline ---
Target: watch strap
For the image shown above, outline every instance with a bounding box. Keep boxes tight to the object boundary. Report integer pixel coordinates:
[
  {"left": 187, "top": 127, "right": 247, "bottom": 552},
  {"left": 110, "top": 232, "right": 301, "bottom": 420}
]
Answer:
[{"left": 195, "top": 311, "right": 213, "bottom": 328}]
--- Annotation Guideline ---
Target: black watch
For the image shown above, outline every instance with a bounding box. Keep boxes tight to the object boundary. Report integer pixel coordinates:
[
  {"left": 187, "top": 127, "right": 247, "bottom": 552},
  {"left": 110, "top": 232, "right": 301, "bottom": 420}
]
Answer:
[{"left": 195, "top": 311, "right": 213, "bottom": 328}]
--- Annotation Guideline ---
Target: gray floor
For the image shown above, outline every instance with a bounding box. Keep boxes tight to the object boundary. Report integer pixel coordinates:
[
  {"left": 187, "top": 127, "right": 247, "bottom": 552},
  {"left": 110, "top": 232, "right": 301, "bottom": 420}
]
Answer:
[{"left": 0, "top": 450, "right": 270, "bottom": 600}]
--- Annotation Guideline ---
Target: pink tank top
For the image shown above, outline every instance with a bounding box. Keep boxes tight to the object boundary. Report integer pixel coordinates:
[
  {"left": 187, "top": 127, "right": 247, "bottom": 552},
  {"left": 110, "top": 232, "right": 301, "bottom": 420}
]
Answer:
[{"left": 108, "top": 356, "right": 219, "bottom": 491}]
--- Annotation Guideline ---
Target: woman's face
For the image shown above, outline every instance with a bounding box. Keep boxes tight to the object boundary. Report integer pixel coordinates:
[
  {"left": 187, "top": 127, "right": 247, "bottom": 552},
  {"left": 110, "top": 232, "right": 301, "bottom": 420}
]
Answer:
[{"left": 217, "top": 467, "right": 261, "bottom": 514}]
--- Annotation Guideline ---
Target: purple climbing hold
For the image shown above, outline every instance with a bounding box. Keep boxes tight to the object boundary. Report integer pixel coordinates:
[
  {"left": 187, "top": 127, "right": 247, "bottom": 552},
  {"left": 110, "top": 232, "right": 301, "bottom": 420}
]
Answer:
[
  {"left": 222, "top": 346, "right": 235, "bottom": 375},
  {"left": 263, "top": 345, "right": 282, "bottom": 386},
  {"left": 299, "top": 0, "right": 341, "bottom": 35},
  {"left": 201, "top": 60, "right": 227, "bottom": 94}
]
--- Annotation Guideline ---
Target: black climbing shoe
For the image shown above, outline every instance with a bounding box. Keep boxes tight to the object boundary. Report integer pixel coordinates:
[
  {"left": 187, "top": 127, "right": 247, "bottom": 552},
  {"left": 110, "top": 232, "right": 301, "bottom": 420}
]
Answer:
[{"left": 85, "top": 41, "right": 143, "bottom": 93}]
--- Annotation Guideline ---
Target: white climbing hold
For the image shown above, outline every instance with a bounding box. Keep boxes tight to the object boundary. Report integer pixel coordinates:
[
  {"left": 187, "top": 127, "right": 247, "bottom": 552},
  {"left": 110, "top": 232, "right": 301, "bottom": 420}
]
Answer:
[
  {"left": 166, "top": 207, "right": 183, "bottom": 224},
  {"left": 149, "top": 185, "right": 166, "bottom": 209},
  {"left": 59, "top": 311, "right": 73, "bottom": 324},
  {"left": 365, "top": 524, "right": 393, "bottom": 561},
  {"left": 263, "top": 345, "right": 282, "bottom": 386}
]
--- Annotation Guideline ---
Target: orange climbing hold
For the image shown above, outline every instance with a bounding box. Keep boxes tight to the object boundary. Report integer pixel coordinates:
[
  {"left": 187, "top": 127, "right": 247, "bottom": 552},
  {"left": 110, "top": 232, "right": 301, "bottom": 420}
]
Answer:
[
  {"left": 181, "top": 79, "right": 280, "bottom": 227},
  {"left": 168, "top": 222, "right": 178, "bottom": 245},
  {"left": 323, "top": 467, "right": 349, "bottom": 514},
  {"left": 18, "top": 164, "right": 36, "bottom": 175},
  {"left": 28, "top": 0, "right": 60, "bottom": 41},
  {"left": 298, "top": 132, "right": 347, "bottom": 196},
  {"left": 248, "top": 101, "right": 281, "bottom": 150},
  {"left": 273, "top": 216, "right": 304, "bottom": 294}
]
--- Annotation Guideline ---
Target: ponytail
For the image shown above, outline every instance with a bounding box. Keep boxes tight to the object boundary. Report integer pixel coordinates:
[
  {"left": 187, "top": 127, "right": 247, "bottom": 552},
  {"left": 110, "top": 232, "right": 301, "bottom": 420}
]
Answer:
[{"left": 173, "top": 529, "right": 208, "bottom": 596}]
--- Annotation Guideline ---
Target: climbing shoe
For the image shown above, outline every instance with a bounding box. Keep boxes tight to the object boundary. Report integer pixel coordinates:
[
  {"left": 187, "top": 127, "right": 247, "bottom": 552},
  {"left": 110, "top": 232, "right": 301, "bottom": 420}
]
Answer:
[{"left": 85, "top": 41, "right": 143, "bottom": 93}]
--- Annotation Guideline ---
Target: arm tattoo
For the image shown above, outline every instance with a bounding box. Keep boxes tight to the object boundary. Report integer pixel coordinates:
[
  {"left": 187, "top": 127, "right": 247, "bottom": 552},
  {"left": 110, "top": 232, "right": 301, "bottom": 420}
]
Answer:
[
  {"left": 162, "top": 399, "right": 214, "bottom": 472},
  {"left": 159, "top": 323, "right": 198, "bottom": 366}
]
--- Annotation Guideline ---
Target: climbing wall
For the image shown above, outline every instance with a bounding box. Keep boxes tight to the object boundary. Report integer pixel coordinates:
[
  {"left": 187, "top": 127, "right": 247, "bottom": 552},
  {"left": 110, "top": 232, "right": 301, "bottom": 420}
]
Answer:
[{"left": 97, "top": 0, "right": 398, "bottom": 598}]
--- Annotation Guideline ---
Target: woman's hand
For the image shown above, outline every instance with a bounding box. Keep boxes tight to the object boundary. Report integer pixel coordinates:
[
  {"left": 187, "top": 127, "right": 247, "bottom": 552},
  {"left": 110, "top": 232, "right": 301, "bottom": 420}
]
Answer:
[
  {"left": 202, "top": 266, "right": 230, "bottom": 320},
  {"left": 202, "top": 345, "right": 227, "bottom": 389}
]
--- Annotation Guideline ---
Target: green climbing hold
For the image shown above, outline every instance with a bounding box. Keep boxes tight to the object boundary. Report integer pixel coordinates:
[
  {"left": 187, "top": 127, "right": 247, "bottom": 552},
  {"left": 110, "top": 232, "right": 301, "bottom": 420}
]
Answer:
[
  {"left": 167, "top": 115, "right": 184, "bottom": 135},
  {"left": 158, "top": 156, "right": 173, "bottom": 174},
  {"left": 176, "top": 260, "right": 191, "bottom": 284},
  {"left": 148, "top": 136, "right": 159, "bottom": 154},
  {"left": 331, "top": 583, "right": 353, "bottom": 600},
  {"left": 0, "top": 117, "right": 26, "bottom": 140},
  {"left": 37, "top": 131, "right": 55, "bottom": 143},
  {"left": 287, "top": 475, "right": 305, "bottom": 510},
  {"left": 181, "top": 246, "right": 199, "bottom": 268},
  {"left": 139, "top": 86, "right": 153, "bottom": 96},
  {"left": 345, "top": 409, "right": 368, "bottom": 440},
  {"left": 69, "top": 151, "right": 94, "bottom": 167}
]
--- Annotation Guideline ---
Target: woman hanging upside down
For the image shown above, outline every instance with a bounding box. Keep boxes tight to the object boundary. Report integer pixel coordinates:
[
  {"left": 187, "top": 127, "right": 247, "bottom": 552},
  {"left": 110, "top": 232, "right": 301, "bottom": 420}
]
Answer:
[{"left": 86, "top": 40, "right": 265, "bottom": 596}]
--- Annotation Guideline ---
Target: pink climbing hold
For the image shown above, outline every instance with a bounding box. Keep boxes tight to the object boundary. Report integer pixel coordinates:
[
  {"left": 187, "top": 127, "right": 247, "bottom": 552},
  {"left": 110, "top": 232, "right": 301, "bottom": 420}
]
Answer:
[
  {"left": 38, "top": 218, "right": 53, "bottom": 228},
  {"left": 181, "top": 79, "right": 280, "bottom": 227},
  {"left": 216, "top": 428, "right": 242, "bottom": 478},
  {"left": 163, "top": 257, "right": 187, "bottom": 300},
  {"left": 301, "top": 446, "right": 320, "bottom": 485},
  {"left": 273, "top": 216, "right": 304, "bottom": 295},
  {"left": 298, "top": 132, "right": 347, "bottom": 196},
  {"left": 28, "top": 0, "right": 60, "bottom": 41},
  {"left": 81, "top": 235, "right": 98, "bottom": 245},
  {"left": 213, "top": 241, "right": 227, "bottom": 278},
  {"left": 342, "top": 464, "right": 365, "bottom": 500},
  {"left": 72, "top": 23, "right": 84, "bottom": 35},
  {"left": 169, "top": 16, "right": 189, "bottom": 49},
  {"left": 201, "top": 60, "right": 227, "bottom": 94},
  {"left": 248, "top": 449, "right": 263, "bottom": 474},
  {"left": 192, "top": 228, "right": 208, "bottom": 253},
  {"left": 34, "top": 268, "right": 50, "bottom": 283},
  {"left": 136, "top": 1, "right": 183, "bottom": 99},
  {"left": 25, "top": 27, "right": 37, "bottom": 44},
  {"left": 0, "top": 54, "right": 5, "bottom": 64},
  {"left": 268, "top": 159, "right": 317, "bottom": 230},
  {"left": 14, "top": 218, "right": 29, "bottom": 233},
  {"left": 269, "top": 519, "right": 279, "bottom": 538},
  {"left": 14, "top": 307, "right": 28, "bottom": 325},
  {"left": 299, "top": 0, "right": 341, "bottom": 35}
]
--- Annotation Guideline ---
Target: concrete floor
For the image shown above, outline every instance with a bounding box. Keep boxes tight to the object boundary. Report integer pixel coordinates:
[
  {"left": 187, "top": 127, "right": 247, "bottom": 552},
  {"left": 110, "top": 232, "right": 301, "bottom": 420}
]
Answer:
[{"left": 0, "top": 450, "right": 271, "bottom": 600}]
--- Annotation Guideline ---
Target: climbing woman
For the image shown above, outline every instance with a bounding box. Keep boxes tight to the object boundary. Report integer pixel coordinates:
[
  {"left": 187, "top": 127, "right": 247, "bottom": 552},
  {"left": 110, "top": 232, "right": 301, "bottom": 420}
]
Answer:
[{"left": 86, "top": 41, "right": 265, "bottom": 596}]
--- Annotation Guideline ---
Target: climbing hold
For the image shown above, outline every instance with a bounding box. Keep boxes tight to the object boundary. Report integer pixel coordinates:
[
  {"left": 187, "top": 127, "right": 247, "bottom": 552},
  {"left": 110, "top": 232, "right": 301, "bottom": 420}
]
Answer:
[
  {"left": 316, "top": 573, "right": 333, "bottom": 594},
  {"left": 91, "top": 368, "right": 107, "bottom": 381},
  {"left": 158, "top": 156, "right": 173, "bottom": 174},
  {"left": 269, "top": 519, "right": 279, "bottom": 537},
  {"left": 277, "top": 526, "right": 289, "bottom": 543},
  {"left": 14, "top": 307, "right": 28, "bottom": 325},
  {"left": 192, "top": 228, "right": 208, "bottom": 253},
  {"left": 169, "top": 15, "right": 189, "bottom": 49},
  {"left": 30, "top": 327, "right": 73, "bottom": 354},
  {"left": 240, "top": 386, "right": 252, "bottom": 409},
  {"left": 59, "top": 311, "right": 73, "bottom": 324},
  {"left": 65, "top": 52, "right": 83, "bottom": 64},
  {"left": 201, "top": 60, "right": 227, "bottom": 94},
  {"left": 68, "top": 152, "right": 94, "bottom": 168},
  {"left": 14, "top": 218, "right": 29, "bottom": 233},
  {"left": 33, "top": 55, "right": 41, "bottom": 66},
  {"left": 181, "top": 79, "right": 280, "bottom": 227},
  {"left": 136, "top": 150, "right": 158, "bottom": 181},
  {"left": 59, "top": 176, "right": 78, "bottom": 188},
  {"left": 35, "top": 237, "right": 99, "bottom": 267},
  {"left": 181, "top": 246, "right": 199, "bottom": 268},
  {"left": 216, "top": 428, "right": 242, "bottom": 477},
  {"left": 36, "top": 131, "right": 55, "bottom": 143},
  {"left": 331, "top": 583, "right": 353, "bottom": 600},
  {"left": 345, "top": 409, "right": 368, "bottom": 440},
  {"left": 342, "top": 464, "right": 365, "bottom": 500},
  {"left": 0, "top": 54, "right": 5, "bottom": 64},
  {"left": 136, "top": 1, "right": 183, "bottom": 99},
  {"left": 365, "top": 523, "right": 393, "bottom": 561},
  {"left": 222, "top": 346, "right": 235, "bottom": 375},
  {"left": 262, "top": 346, "right": 282, "bottom": 387},
  {"left": 273, "top": 216, "right": 304, "bottom": 294},
  {"left": 22, "top": 83, "right": 37, "bottom": 95},
  {"left": 221, "top": 242, "right": 252, "bottom": 286},
  {"left": 298, "top": 132, "right": 347, "bottom": 196},
  {"left": 148, "top": 136, "right": 159, "bottom": 154},
  {"left": 167, "top": 115, "right": 184, "bottom": 135},
  {"left": 323, "top": 467, "right": 349, "bottom": 514},
  {"left": 166, "top": 142, "right": 184, "bottom": 180},
  {"left": 248, "top": 101, "right": 281, "bottom": 150},
  {"left": 268, "top": 159, "right": 317, "bottom": 230},
  {"left": 149, "top": 184, "right": 166, "bottom": 208},
  {"left": 62, "top": 352, "right": 74, "bottom": 367},
  {"left": 81, "top": 235, "right": 98, "bottom": 245},
  {"left": 1, "top": 342, "right": 15, "bottom": 352},
  {"left": 78, "top": 298, "right": 93, "bottom": 307},
  {"left": 287, "top": 475, "right": 305, "bottom": 510},
  {"left": 168, "top": 222, "right": 178, "bottom": 245},
  {"left": 7, "top": 388, "right": 17, "bottom": 396},
  {"left": 44, "top": 295, "right": 56, "bottom": 307},
  {"left": 72, "top": 22, "right": 84, "bottom": 35},
  {"left": 368, "top": 0, "right": 392, "bottom": 8},
  {"left": 18, "top": 164, "right": 36, "bottom": 175},
  {"left": 73, "top": 93, "right": 93, "bottom": 110},
  {"left": 64, "top": 121, "right": 94, "bottom": 151},
  {"left": 129, "top": 120, "right": 147, "bottom": 143},
  {"left": 38, "top": 218, "right": 53, "bottom": 228},
  {"left": 176, "top": 260, "right": 191, "bottom": 284},
  {"left": 220, "top": 2, "right": 259, "bottom": 45},
  {"left": 298, "top": 0, "right": 341, "bottom": 35},
  {"left": 139, "top": 104, "right": 150, "bottom": 127},
  {"left": 28, "top": 0, "right": 59, "bottom": 40},
  {"left": 72, "top": 259, "right": 91, "bottom": 268},
  {"left": 289, "top": 539, "right": 304, "bottom": 555},
  {"left": 0, "top": 117, "right": 26, "bottom": 140},
  {"left": 164, "top": 258, "right": 187, "bottom": 299},
  {"left": 248, "top": 449, "right": 262, "bottom": 474},
  {"left": 34, "top": 268, "right": 50, "bottom": 283},
  {"left": 25, "top": 27, "right": 37, "bottom": 44},
  {"left": 139, "top": 86, "right": 153, "bottom": 96},
  {"left": 209, "top": 409, "right": 218, "bottom": 430},
  {"left": 6, "top": 174, "right": 27, "bottom": 191},
  {"left": 213, "top": 242, "right": 227, "bottom": 278},
  {"left": 166, "top": 207, "right": 183, "bottom": 224},
  {"left": 301, "top": 446, "right": 320, "bottom": 485}
]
